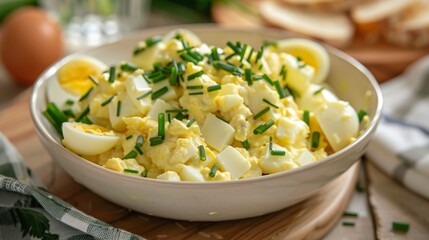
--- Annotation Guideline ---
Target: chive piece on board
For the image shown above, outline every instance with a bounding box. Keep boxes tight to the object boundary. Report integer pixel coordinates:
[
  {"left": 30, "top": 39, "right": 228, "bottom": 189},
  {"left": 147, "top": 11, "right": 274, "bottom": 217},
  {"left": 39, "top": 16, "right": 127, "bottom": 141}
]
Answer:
[
  {"left": 392, "top": 222, "right": 409, "bottom": 232},
  {"left": 343, "top": 211, "right": 359, "bottom": 217},
  {"left": 342, "top": 221, "right": 355, "bottom": 227}
]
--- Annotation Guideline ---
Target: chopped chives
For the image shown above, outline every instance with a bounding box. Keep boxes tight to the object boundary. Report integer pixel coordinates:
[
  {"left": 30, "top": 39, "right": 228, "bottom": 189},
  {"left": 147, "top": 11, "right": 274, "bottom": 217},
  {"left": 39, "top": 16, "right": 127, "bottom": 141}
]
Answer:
[
  {"left": 211, "top": 47, "right": 220, "bottom": 61},
  {"left": 358, "top": 109, "right": 367, "bottom": 123},
  {"left": 284, "top": 86, "right": 294, "bottom": 98},
  {"left": 209, "top": 163, "right": 218, "bottom": 177},
  {"left": 251, "top": 74, "right": 263, "bottom": 81},
  {"left": 186, "top": 119, "right": 195, "bottom": 127},
  {"left": 151, "top": 87, "right": 169, "bottom": 100},
  {"left": 124, "top": 169, "right": 139, "bottom": 174},
  {"left": 135, "top": 135, "right": 144, "bottom": 148},
  {"left": 207, "top": 85, "right": 221, "bottom": 92},
  {"left": 313, "top": 87, "right": 324, "bottom": 95},
  {"left": 187, "top": 70, "right": 204, "bottom": 81},
  {"left": 133, "top": 36, "right": 161, "bottom": 55},
  {"left": 246, "top": 47, "right": 254, "bottom": 62},
  {"left": 62, "top": 109, "right": 74, "bottom": 118},
  {"left": 166, "top": 109, "right": 188, "bottom": 113},
  {"left": 120, "top": 62, "right": 139, "bottom": 72},
  {"left": 169, "top": 66, "right": 178, "bottom": 86},
  {"left": 240, "top": 44, "right": 248, "bottom": 61},
  {"left": 65, "top": 99, "right": 74, "bottom": 106},
  {"left": 153, "top": 62, "right": 163, "bottom": 72},
  {"left": 274, "top": 81, "right": 287, "bottom": 99},
  {"left": 269, "top": 136, "right": 273, "bottom": 150},
  {"left": 88, "top": 75, "right": 99, "bottom": 85},
  {"left": 76, "top": 106, "right": 90, "bottom": 123},
  {"left": 392, "top": 222, "right": 409, "bottom": 232},
  {"left": 80, "top": 115, "right": 93, "bottom": 124},
  {"left": 175, "top": 111, "right": 188, "bottom": 121},
  {"left": 262, "top": 74, "right": 274, "bottom": 86},
  {"left": 149, "top": 136, "right": 163, "bottom": 146},
  {"left": 108, "top": 66, "right": 116, "bottom": 83},
  {"left": 44, "top": 102, "right": 68, "bottom": 135},
  {"left": 198, "top": 145, "right": 206, "bottom": 161},
  {"left": 224, "top": 53, "right": 235, "bottom": 61},
  {"left": 188, "top": 51, "right": 203, "bottom": 62},
  {"left": 135, "top": 146, "right": 143, "bottom": 155},
  {"left": 158, "top": 112, "right": 165, "bottom": 139},
  {"left": 142, "top": 74, "right": 151, "bottom": 84},
  {"left": 279, "top": 65, "right": 287, "bottom": 80},
  {"left": 141, "top": 169, "right": 148, "bottom": 177},
  {"left": 78, "top": 87, "right": 93, "bottom": 102},
  {"left": 242, "top": 140, "right": 250, "bottom": 150},
  {"left": 149, "top": 73, "right": 166, "bottom": 83},
  {"left": 189, "top": 92, "right": 203, "bottom": 95},
  {"left": 263, "top": 40, "right": 277, "bottom": 47},
  {"left": 263, "top": 98, "right": 279, "bottom": 109},
  {"left": 342, "top": 221, "right": 355, "bottom": 227},
  {"left": 136, "top": 90, "right": 152, "bottom": 100},
  {"left": 180, "top": 53, "right": 199, "bottom": 65},
  {"left": 212, "top": 61, "right": 243, "bottom": 76},
  {"left": 253, "top": 120, "right": 275, "bottom": 134},
  {"left": 253, "top": 107, "right": 270, "bottom": 120},
  {"left": 271, "top": 150, "right": 286, "bottom": 156},
  {"left": 245, "top": 69, "right": 252, "bottom": 86},
  {"left": 255, "top": 46, "right": 264, "bottom": 63},
  {"left": 343, "top": 211, "right": 359, "bottom": 217},
  {"left": 227, "top": 41, "right": 240, "bottom": 54},
  {"left": 167, "top": 113, "right": 171, "bottom": 123},
  {"left": 116, "top": 100, "right": 121, "bottom": 117},
  {"left": 311, "top": 131, "right": 320, "bottom": 149},
  {"left": 186, "top": 85, "right": 204, "bottom": 90},
  {"left": 101, "top": 95, "right": 116, "bottom": 107},
  {"left": 303, "top": 110, "right": 310, "bottom": 126},
  {"left": 126, "top": 135, "right": 133, "bottom": 140},
  {"left": 123, "top": 150, "right": 138, "bottom": 159}
]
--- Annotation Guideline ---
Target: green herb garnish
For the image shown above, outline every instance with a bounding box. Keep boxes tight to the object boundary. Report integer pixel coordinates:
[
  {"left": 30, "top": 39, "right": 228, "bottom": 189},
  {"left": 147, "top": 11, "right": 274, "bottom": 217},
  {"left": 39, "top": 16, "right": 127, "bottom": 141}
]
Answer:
[
  {"left": 311, "top": 131, "right": 320, "bottom": 149},
  {"left": 209, "top": 163, "right": 218, "bottom": 177},
  {"left": 78, "top": 87, "right": 93, "bottom": 102},
  {"left": 186, "top": 119, "right": 195, "bottom": 127},
  {"left": 108, "top": 66, "right": 116, "bottom": 83},
  {"left": 242, "top": 140, "right": 250, "bottom": 150},
  {"left": 124, "top": 150, "right": 138, "bottom": 159},
  {"left": 88, "top": 75, "right": 99, "bottom": 86},
  {"left": 207, "top": 85, "right": 221, "bottom": 92},
  {"left": 253, "top": 107, "right": 270, "bottom": 120},
  {"left": 187, "top": 70, "right": 204, "bottom": 81},
  {"left": 158, "top": 112, "right": 165, "bottom": 139},
  {"left": 253, "top": 120, "right": 275, "bottom": 134},
  {"left": 116, "top": 100, "right": 121, "bottom": 117},
  {"left": 151, "top": 87, "right": 169, "bottom": 100},
  {"left": 303, "top": 110, "right": 310, "bottom": 126},
  {"left": 101, "top": 95, "right": 116, "bottom": 107},
  {"left": 392, "top": 221, "right": 409, "bottom": 232},
  {"left": 124, "top": 169, "right": 139, "bottom": 174},
  {"left": 136, "top": 90, "right": 152, "bottom": 100},
  {"left": 198, "top": 145, "right": 206, "bottom": 161},
  {"left": 263, "top": 98, "right": 279, "bottom": 109}
]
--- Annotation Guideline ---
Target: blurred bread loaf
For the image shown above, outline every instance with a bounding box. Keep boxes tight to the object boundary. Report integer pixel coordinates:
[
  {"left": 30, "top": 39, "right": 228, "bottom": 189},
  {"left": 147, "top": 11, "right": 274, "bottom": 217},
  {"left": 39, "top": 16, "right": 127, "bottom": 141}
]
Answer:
[
  {"left": 384, "top": 0, "right": 429, "bottom": 48},
  {"left": 260, "top": 0, "right": 354, "bottom": 46},
  {"left": 277, "top": 0, "right": 359, "bottom": 12},
  {"left": 351, "top": 0, "right": 416, "bottom": 42}
]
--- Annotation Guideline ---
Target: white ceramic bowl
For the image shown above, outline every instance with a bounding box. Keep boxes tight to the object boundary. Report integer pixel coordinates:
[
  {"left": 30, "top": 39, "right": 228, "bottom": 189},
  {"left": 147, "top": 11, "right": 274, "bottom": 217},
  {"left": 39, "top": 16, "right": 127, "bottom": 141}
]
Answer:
[{"left": 30, "top": 25, "right": 382, "bottom": 221}]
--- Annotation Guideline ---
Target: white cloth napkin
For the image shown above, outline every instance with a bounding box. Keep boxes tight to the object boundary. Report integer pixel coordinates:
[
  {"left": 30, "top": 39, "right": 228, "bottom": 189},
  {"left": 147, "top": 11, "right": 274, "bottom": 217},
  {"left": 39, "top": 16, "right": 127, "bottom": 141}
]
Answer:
[{"left": 366, "top": 55, "right": 429, "bottom": 199}]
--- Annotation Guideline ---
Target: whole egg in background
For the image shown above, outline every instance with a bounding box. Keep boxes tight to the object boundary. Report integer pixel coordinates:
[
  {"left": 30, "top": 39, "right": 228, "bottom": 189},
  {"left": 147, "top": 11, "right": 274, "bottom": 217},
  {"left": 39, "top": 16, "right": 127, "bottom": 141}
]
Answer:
[{"left": 0, "top": 7, "right": 63, "bottom": 85}]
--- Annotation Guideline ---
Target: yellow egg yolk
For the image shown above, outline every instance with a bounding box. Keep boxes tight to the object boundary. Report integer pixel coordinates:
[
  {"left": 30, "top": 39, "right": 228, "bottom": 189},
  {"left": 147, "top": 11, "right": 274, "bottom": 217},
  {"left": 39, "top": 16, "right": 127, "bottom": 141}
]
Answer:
[
  {"left": 57, "top": 59, "right": 102, "bottom": 96},
  {"left": 74, "top": 123, "right": 116, "bottom": 136}
]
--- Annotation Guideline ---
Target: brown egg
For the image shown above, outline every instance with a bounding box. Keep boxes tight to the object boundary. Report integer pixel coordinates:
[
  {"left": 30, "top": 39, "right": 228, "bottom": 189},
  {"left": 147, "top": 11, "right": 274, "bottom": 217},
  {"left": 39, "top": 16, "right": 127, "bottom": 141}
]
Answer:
[{"left": 0, "top": 7, "right": 63, "bottom": 85}]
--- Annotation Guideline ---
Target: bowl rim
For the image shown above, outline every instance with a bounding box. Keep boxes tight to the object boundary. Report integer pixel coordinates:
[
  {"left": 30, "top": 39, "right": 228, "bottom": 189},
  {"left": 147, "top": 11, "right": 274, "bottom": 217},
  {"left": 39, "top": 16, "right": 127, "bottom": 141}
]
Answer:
[{"left": 30, "top": 24, "right": 383, "bottom": 188}]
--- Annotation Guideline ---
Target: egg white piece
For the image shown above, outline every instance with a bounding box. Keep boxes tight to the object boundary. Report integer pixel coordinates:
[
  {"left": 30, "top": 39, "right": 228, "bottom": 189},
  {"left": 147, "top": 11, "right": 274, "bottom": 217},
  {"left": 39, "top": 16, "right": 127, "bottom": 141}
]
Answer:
[
  {"left": 62, "top": 122, "right": 120, "bottom": 156},
  {"left": 296, "top": 84, "right": 338, "bottom": 112},
  {"left": 314, "top": 101, "right": 359, "bottom": 151},
  {"left": 47, "top": 55, "right": 107, "bottom": 110}
]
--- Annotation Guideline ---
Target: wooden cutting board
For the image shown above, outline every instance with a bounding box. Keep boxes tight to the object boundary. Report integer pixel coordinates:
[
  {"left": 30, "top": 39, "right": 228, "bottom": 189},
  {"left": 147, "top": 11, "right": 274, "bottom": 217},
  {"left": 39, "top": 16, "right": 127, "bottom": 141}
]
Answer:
[
  {"left": 212, "top": 0, "right": 429, "bottom": 83},
  {"left": 0, "top": 90, "right": 359, "bottom": 240}
]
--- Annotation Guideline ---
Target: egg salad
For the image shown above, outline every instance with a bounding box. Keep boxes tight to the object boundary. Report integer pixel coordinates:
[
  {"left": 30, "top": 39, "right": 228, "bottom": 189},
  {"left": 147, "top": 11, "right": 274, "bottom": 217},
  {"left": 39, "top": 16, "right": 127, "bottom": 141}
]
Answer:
[{"left": 44, "top": 29, "right": 362, "bottom": 182}]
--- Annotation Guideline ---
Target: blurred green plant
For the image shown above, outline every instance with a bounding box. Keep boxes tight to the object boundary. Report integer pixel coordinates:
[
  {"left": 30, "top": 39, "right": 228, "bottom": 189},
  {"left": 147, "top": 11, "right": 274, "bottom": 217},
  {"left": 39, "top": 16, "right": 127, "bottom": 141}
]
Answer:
[
  {"left": 0, "top": 0, "right": 38, "bottom": 22},
  {"left": 151, "top": 0, "right": 256, "bottom": 23}
]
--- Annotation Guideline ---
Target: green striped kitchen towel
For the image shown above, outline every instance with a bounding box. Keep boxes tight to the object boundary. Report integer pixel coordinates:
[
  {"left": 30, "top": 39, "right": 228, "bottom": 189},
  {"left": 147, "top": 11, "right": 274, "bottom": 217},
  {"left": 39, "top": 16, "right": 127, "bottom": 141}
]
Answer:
[
  {"left": 0, "top": 133, "right": 143, "bottom": 240},
  {"left": 366, "top": 56, "right": 429, "bottom": 199}
]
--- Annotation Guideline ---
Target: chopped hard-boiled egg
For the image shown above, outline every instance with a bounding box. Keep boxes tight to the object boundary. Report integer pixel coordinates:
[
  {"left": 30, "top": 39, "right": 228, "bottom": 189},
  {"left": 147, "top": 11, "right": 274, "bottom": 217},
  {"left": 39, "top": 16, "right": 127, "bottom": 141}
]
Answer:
[
  {"left": 62, "top": 122, "right": 120, "bottom": 156},
  {"left": 45, "top": 29, "right": 363, "bottom": 182}
]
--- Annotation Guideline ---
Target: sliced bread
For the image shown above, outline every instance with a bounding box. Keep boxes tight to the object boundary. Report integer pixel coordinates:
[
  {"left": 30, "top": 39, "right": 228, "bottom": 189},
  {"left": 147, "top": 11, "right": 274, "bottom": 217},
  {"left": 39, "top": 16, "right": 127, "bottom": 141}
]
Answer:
[{"left": 260, "top": 0, "right": 354, "bottom": 46}]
